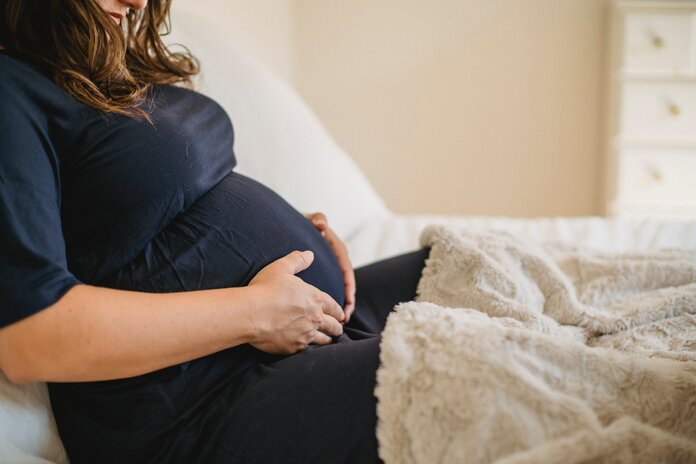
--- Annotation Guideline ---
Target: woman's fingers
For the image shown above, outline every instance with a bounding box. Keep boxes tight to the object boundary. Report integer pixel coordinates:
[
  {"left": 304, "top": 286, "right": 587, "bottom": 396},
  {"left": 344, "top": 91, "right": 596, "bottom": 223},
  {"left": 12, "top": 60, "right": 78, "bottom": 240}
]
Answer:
[
  {"left": 306, "top": 212, "right": 328, "bottom": 236},
  {"left": 341, "top": 264, "right": 356, "bottom": 322},
  {"left": 306, "top": 212, "right": 327, "bottom": 226},
  {"left": 304, "top": 315, "right": 342, "bottom": 349},
  {"left": 319, "top": 290, "right": 345, "bottom": 323},
  {"left": 319, "top": 313, "right": 343, "bottom": 337},
  {"left": 320, "top": 227, "right": 356, "bottom": 321},
  {"left": 310, "top": 331, "right": 332, "bottom": 346},
  {"left": 306, "top": 212, "right": 357, "bottom": 321}
]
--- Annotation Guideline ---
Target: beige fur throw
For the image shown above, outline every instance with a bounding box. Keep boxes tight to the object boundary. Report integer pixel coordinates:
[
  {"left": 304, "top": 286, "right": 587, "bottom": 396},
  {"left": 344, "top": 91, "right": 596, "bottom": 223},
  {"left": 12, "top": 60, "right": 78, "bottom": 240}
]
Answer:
[{"left": 375, "top": 226, "right": 696, "bottom": 464}]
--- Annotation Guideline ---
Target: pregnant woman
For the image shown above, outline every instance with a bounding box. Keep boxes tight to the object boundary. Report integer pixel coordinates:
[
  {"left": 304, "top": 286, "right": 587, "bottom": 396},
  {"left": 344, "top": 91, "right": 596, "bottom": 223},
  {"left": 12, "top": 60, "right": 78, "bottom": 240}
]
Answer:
[{"left": 0, "top": 0, "right": 429, "bottom": 463}]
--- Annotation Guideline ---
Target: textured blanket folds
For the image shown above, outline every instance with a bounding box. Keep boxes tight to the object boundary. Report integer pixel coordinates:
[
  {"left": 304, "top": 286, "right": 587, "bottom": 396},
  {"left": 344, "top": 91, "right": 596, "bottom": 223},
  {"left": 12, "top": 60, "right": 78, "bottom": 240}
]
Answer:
[{"left": 375, "top": 225, "right": 696, "bottom": 464}]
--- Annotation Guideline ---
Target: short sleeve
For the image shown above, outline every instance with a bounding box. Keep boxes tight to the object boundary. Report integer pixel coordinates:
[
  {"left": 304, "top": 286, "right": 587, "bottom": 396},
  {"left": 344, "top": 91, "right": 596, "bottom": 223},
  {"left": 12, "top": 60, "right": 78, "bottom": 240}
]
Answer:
[{"left": 0, "top": 78, "right": 81, "bottom": 328}]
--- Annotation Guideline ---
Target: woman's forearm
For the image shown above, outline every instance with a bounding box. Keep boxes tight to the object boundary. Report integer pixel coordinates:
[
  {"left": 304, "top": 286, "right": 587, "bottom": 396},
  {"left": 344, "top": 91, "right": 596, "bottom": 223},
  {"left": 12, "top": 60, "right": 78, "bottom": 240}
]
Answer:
[{"left": 0, "top": 284, "right": 260, "bottom": 384}]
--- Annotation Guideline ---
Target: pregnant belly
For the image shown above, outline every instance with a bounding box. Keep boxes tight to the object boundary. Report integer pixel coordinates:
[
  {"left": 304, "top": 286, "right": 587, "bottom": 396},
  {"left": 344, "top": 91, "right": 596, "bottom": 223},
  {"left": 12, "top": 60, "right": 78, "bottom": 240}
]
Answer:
[
  {"left": 48, "top": 172, "right": 346, "bottom": 447},
  {"left": 100, "top": 171, "right": 345, "bottom": 307}
]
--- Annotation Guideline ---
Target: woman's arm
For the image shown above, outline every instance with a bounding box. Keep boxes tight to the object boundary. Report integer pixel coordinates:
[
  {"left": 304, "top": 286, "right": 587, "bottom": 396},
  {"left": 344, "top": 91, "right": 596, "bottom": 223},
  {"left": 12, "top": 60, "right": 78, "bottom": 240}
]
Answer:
[{"left": 0, "top": 250, "right": 344, "bottom": 384}]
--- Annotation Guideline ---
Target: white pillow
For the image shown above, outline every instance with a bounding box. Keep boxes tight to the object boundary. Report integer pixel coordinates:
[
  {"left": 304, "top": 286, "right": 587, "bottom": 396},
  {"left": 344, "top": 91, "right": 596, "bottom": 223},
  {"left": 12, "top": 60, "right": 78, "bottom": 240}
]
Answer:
[
  {"left": 166, "top": 10, "right": 388, "bottom": 239},
  {"left": 0, "top": 374, "right": 68, "bottom": 463}
]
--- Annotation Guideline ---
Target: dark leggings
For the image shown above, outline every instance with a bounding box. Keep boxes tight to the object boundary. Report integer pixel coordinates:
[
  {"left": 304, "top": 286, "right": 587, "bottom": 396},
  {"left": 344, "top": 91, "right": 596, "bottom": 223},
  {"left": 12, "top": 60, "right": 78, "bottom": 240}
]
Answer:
[{"left": 196, "top": 248, "right": 430, "bottom": 464}]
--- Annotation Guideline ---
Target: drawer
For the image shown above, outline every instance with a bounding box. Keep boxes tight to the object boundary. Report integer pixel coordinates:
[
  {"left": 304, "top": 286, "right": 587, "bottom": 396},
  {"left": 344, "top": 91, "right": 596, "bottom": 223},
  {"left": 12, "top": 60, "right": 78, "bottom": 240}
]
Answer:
[
  {"left": 622, "top": 12, "right": 694, "bottom": 75},
  {"left": 616, "top": 148, "right": 696, "bottom": 209},
  {"left": 621, "top": 82, "right": 696, "bottom": 140}
]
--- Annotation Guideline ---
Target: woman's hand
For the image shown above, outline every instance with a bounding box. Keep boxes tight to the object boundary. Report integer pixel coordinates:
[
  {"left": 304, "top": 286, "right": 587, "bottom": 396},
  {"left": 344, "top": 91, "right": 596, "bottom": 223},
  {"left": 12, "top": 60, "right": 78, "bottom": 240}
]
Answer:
[
  {"left": 246, "top": 250, "right": 345, "bottom": 355},
  {"left": 305, "top": 212, "right": 356, "bottom": 323}
]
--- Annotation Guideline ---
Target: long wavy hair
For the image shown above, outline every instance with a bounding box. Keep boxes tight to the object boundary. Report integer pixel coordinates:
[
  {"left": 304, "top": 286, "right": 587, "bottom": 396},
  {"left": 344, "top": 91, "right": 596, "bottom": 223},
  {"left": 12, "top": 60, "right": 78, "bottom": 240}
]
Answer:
[{"left": 0, "top": 0, "right": 199, "bottom": 120}]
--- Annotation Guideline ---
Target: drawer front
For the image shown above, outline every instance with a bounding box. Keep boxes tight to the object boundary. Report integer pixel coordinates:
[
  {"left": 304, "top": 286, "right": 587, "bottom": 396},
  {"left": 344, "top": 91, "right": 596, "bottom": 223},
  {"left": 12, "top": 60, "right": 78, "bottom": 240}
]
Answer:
[
  {"left": 617, "top": 148, "right": 696, "bottom": 208},
  {"left": 623, "top": 12, "right": 694, "bottom": 74},
  {"left": 621, "top": 82, "right": 696, "bottom": 140}
]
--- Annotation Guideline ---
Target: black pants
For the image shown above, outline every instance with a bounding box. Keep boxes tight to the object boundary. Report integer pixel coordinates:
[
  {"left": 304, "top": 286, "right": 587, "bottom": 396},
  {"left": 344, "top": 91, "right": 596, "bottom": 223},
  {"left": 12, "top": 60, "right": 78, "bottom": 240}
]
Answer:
[{"left": 194, "top": 248, "right": 430, "bottom": 464}]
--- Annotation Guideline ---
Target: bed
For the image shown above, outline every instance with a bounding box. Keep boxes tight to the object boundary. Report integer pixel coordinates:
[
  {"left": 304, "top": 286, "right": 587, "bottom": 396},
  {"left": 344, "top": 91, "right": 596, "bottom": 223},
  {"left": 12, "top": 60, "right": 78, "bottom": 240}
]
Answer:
[{"left": 2, "top": 10, "right": 696, "bottom": 464}]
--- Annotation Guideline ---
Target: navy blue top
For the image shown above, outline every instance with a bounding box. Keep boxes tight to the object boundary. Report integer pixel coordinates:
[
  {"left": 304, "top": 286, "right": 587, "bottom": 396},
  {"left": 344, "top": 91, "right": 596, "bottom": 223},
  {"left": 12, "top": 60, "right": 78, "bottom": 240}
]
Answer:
[{"left": 0, "top": 52, "right": 345, "bottom": 462}]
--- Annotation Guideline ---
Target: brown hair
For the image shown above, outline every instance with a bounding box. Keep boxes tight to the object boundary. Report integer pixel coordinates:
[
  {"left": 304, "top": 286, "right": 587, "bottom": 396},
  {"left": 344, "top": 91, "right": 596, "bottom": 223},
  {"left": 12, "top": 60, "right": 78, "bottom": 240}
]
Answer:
[{"left": 0, "top": 0, "right": 199, "bottom": 120}]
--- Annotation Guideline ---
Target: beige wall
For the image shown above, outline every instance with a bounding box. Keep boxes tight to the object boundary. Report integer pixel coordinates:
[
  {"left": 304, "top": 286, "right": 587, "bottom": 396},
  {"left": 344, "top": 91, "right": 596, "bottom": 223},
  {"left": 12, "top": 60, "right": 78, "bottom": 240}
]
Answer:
[
  {"left": 178, "top": 0, "right": 610, "bottom": 217},
  {"left": 176, "top": 0, "right": 296, "bottom": 83},
  {"left": 294, "top": 0, "right": 610, "bottom": 216}
]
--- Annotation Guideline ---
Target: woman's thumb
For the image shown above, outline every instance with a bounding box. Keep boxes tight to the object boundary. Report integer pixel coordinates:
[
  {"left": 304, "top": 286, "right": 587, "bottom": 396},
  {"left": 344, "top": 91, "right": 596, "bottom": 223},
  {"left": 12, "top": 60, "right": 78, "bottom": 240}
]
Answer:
[{"left": 286, "top": 250, "right": 314, "bottom": 274}]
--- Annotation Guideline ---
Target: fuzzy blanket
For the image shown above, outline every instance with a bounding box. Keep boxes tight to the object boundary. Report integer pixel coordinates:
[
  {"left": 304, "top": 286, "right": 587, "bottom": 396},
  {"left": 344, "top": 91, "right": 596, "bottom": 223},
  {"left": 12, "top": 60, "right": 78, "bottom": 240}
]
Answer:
[{"left": 375, "top": 225, "right": 696, "bottom": 464}]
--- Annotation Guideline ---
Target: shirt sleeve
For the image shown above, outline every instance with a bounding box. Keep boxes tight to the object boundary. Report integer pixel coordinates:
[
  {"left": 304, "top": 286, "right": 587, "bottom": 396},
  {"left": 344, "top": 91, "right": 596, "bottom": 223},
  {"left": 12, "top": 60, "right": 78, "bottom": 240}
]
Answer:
[{"left": 0, "top": 85, "right": 81, "bottom": 329}]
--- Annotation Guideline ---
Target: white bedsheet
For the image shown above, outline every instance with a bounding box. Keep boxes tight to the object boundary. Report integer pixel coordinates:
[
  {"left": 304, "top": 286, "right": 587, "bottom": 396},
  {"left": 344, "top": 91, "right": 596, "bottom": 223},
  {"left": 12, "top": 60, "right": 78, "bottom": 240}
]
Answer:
[{"left": 346, "top": 213, "right": 696, "bottom": 267}]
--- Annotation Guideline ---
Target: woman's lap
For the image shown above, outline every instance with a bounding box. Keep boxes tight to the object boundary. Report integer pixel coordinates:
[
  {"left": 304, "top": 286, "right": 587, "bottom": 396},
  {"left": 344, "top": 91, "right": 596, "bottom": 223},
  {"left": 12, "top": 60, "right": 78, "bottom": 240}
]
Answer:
[
  {"left": 193, "top": 248, "right": 430, "bottom": 463},
  {"left": 347, "top": 247, "right": 431, "bottom": 335},
  {"left": 194, "top": 336, "right": 382, "bottom": 463}
]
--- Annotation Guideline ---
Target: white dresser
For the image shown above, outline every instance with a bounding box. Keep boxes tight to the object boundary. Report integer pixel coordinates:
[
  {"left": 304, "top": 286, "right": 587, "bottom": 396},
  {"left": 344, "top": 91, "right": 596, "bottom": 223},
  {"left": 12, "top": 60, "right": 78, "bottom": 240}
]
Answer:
[{"left": 604, "top": 0, "right": 696, "bottom": 217}]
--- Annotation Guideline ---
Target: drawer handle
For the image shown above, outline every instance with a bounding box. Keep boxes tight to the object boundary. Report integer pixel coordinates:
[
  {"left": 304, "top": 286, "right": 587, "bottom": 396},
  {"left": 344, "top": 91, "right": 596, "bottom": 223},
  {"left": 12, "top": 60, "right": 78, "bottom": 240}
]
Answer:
[
  {"left": 648, "top": 166, "right": 664, "bottom": 182},
  {"left": 652, "top": 35, "right": 665, "bottom": 49},
  {"left": 668, "top": 104, "right": 681, "bottom": 117}
]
